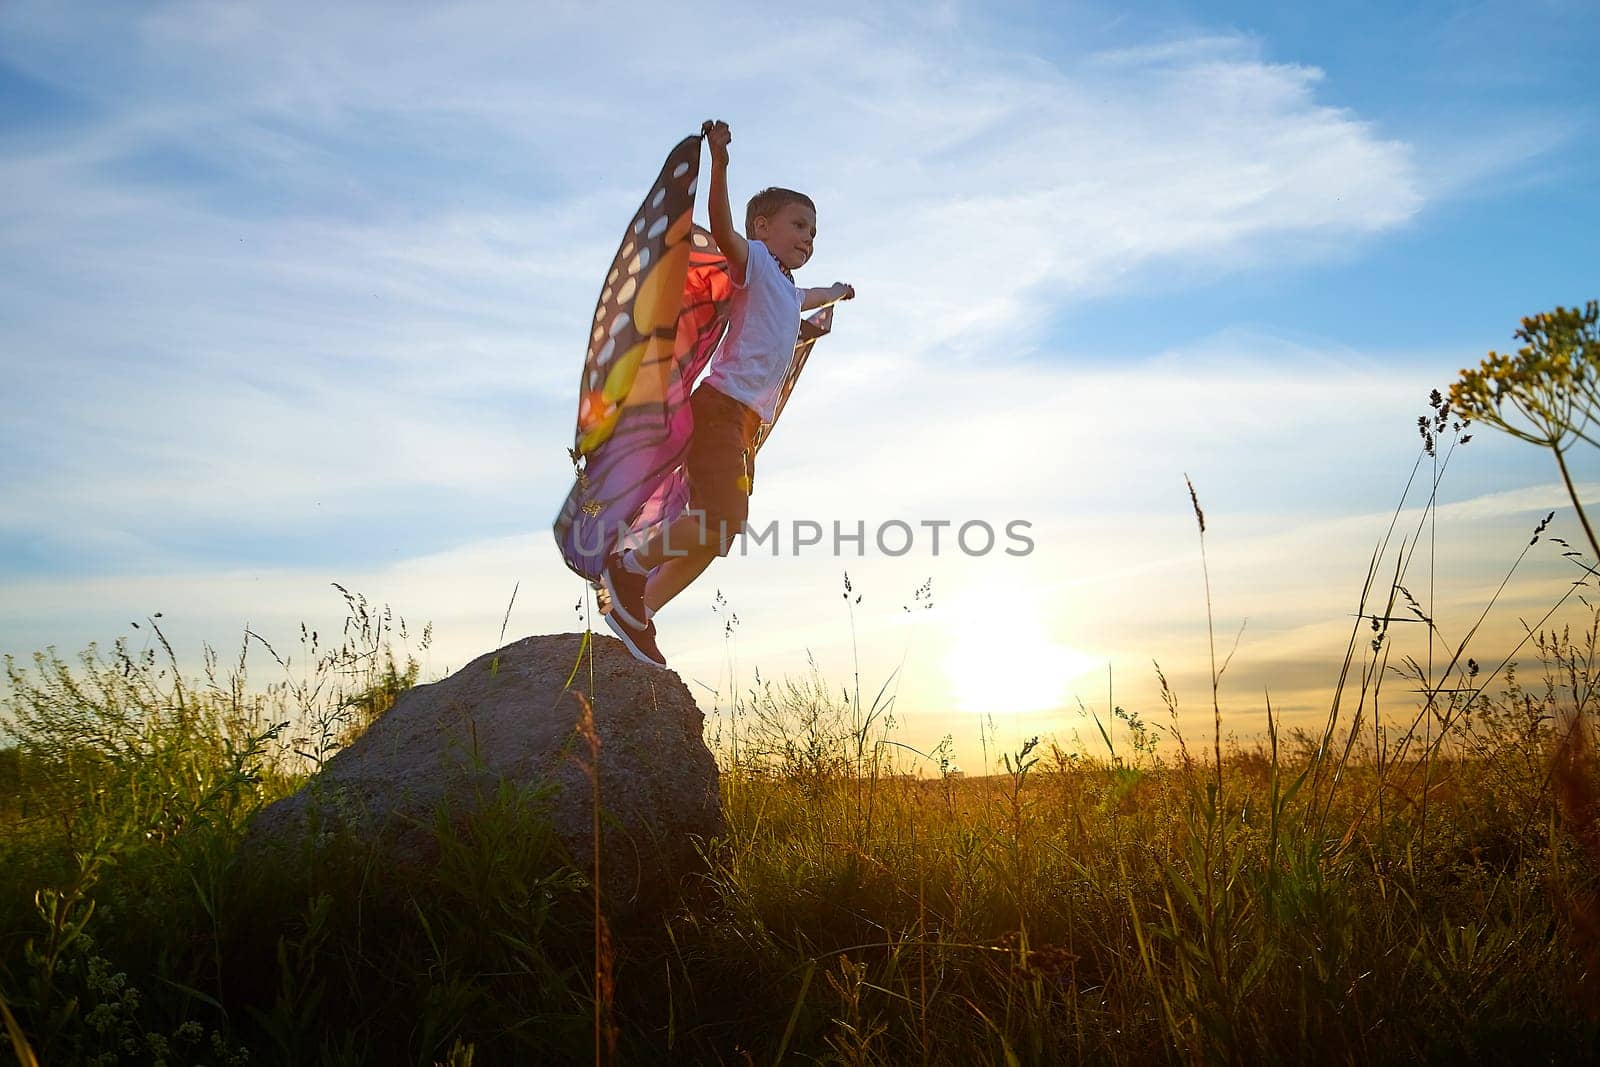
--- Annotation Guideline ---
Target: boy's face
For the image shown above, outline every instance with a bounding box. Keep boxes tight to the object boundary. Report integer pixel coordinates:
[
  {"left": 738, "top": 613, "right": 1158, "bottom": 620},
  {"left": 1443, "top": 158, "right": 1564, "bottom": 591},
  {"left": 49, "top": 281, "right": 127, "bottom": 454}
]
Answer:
[{"left": 752, "top": 201, "right": 816, "bottom": 272}]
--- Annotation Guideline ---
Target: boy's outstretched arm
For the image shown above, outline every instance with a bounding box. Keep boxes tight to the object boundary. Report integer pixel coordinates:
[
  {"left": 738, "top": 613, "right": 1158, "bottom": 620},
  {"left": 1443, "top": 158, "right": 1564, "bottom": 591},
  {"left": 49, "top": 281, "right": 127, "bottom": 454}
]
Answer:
[
  {"left": 701, "top": 120, "right": 748, "bottom": 283},
  {"left": 802, "top": 283, "right": 855, "bottom": 311}
]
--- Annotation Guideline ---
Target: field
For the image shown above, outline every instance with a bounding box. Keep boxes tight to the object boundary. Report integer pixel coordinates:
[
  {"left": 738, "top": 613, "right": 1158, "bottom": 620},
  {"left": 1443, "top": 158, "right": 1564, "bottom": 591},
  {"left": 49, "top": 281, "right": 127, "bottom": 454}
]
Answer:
[
  {"left": 2, "top": 571, "right": 1599, "bottom": 1064},
  {"left": 5, "top": 382, "right": 1600, "bottom": 1064}
]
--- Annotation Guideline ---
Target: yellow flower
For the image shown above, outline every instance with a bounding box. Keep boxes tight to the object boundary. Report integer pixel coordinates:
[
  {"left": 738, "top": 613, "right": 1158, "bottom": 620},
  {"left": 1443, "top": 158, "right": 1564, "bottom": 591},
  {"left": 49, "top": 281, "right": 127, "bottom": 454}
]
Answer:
[
  {"left": 1447, "top": 300, "right": 1599, "bottom": 450},
  {"left": 1447, "top": 300, "right": 1600, "bottom": 560}
]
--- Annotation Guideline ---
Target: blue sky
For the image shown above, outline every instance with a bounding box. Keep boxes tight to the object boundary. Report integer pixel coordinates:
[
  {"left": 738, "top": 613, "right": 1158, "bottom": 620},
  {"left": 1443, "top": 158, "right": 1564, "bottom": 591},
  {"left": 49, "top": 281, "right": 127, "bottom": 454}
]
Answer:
[
  {"left": 1, "top": 0, "right": 1596, "bottom": 755},
  {"left": 1052, "top": 0, "right": 1598, "bottom": 357},
  {"left": 1013, "top": 1, "right": 1596, "bottom": 352}
]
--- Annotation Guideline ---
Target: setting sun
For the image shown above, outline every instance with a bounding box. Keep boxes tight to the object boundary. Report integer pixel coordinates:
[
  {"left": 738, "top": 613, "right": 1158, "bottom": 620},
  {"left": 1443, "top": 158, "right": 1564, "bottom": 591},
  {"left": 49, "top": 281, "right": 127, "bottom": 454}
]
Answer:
[{"left": 940, "top": 587, "right": 1102, "bottom": 716}]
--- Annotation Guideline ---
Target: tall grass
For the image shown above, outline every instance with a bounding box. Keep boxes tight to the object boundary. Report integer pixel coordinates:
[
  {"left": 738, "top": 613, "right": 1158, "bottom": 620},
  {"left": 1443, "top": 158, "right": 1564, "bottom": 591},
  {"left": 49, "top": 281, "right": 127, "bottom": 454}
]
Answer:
[
  {"left": 681, "top": 591, "right": 1597, "bottom": 1062},
  {"left": 660, "top": 400, "right": 1599, "bottom": 1063},
  {"left": 2, "top": 422, "right": 1599, "bottom": 1062}
]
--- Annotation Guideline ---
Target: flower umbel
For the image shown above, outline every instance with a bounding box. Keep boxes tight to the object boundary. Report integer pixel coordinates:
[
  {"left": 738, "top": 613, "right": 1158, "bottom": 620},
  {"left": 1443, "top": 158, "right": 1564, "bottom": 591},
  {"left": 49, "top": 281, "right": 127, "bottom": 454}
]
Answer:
[
  {"left": 1448, "top": 300, "right": 1600, "bottom": 558},
  {"left": 1448, "top": 301, "right": 1600, "bottom": 451}
]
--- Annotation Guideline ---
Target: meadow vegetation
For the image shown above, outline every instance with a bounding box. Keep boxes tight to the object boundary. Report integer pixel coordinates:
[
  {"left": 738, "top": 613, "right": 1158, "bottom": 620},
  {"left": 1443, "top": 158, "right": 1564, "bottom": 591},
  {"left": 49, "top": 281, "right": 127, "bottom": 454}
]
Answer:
[{"left": 3, "top": 306, "right": 1599, "bottom": 1064}]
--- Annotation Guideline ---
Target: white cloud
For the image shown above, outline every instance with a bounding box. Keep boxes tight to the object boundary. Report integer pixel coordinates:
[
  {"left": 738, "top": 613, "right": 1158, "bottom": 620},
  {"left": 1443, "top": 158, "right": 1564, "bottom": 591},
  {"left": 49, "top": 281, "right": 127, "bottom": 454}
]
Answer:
[
  {"left": 1, "top": 9, "right": 1428, "bottom": 422},
  {"left": 0, "top": 2, "right": 1585, "bottom": 752}
]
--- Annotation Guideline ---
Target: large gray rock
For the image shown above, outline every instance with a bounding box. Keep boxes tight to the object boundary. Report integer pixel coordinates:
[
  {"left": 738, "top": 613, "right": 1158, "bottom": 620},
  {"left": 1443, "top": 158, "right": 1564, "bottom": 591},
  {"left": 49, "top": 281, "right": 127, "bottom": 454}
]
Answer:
[{"left": 245, "top": 632, "right": 724, "bottom": 919}]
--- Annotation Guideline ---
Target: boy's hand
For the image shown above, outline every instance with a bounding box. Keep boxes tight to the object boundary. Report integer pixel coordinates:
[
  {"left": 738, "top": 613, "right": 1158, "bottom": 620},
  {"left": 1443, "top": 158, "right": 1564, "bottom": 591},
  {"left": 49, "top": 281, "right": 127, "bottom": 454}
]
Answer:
[
  {"left": 833, "top": 283, "right": 855, "bottom": 301},
  {"left": 701, "top": 119, "right": 731, "bottom": 166},
  {"left": 701, "top": 119, "right": 746, "bottom": 281}
]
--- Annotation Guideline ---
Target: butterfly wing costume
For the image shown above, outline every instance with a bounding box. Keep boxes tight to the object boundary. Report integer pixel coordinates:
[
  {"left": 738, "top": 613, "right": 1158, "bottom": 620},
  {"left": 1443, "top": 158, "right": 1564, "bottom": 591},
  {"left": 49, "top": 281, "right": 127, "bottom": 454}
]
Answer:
[{"left": 553, "top": 134, "right": 833, "bottom": 583}]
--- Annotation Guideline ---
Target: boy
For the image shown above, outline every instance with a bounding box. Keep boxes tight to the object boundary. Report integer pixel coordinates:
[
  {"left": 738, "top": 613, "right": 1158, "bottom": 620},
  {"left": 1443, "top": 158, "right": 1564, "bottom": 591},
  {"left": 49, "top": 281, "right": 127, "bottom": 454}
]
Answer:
[{"left": 601, "top": 119, "right": 854, "bottom": 668}]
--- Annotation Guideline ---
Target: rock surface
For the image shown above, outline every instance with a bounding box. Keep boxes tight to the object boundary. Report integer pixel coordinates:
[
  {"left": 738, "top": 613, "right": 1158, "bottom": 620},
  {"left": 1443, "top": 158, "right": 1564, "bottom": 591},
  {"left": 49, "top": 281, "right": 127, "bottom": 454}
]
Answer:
[{"left": 245, "top": 632, "right": 724, "bottom": 918}]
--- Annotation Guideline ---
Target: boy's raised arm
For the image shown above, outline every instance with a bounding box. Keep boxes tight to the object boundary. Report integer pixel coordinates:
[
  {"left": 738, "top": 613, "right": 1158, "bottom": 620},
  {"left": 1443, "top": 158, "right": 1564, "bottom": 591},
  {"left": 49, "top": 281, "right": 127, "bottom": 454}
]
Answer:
[
  {"left": 701, "top": 120, "right": 748, "bottom": 283},
  {"left": 802, "top": 283, "right": 855, "bottom": 311}
]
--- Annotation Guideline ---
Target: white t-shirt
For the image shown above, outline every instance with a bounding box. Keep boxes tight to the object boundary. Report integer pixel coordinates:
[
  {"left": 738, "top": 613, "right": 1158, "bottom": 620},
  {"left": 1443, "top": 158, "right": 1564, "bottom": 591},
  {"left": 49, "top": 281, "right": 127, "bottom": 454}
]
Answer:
[{"left": 703, "top": 239, "right": 802, "bottom": 423}]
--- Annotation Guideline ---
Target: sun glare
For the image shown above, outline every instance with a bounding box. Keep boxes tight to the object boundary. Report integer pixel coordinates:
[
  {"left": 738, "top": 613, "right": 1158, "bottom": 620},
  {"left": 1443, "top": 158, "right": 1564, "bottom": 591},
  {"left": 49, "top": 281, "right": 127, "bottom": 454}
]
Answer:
[{"left": 940, "top": 588, "right": 1101, "bottom": 716}]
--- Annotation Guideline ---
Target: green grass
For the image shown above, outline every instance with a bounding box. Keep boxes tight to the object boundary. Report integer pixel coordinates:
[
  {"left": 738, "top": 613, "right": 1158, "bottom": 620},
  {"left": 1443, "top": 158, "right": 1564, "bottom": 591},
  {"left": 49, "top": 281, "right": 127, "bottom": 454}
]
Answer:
[
  {"left": 1, "top": 600, "right": 1598, "bottom": 1064},
  {"left": 4, "top": 430, "right": 1600, "bottom": 1063}
]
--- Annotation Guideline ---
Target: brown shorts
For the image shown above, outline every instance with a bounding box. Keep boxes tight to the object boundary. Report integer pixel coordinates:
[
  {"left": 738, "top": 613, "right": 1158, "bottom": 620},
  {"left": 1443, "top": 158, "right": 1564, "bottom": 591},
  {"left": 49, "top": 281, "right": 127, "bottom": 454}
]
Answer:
[{"left": 686, "top": 384, "right": 760, "bottom": 556}]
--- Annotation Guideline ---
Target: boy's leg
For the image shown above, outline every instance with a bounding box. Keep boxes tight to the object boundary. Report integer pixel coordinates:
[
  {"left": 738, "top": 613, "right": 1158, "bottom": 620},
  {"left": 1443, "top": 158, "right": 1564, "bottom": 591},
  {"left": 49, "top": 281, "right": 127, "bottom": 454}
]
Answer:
[
  {"left": 608, "top": 383, "right": 752, "bottom": 626},
  {"left": 603, "top": 512, "right": 717, "bottom": 628},
  {"left": 631, "top": 512, "right": 716, "bottom": 571},
  {"left": 631, "top": 509, "right": 731, "bottom": 611},
  {"left": 644, "top": 543, "right": 718, "bottom": 615}
]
